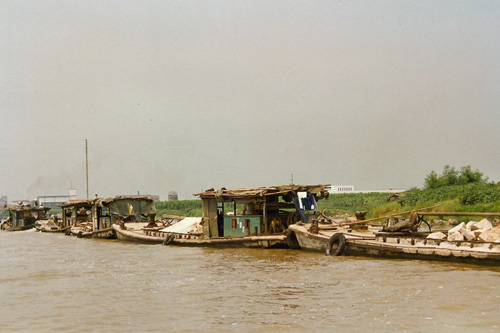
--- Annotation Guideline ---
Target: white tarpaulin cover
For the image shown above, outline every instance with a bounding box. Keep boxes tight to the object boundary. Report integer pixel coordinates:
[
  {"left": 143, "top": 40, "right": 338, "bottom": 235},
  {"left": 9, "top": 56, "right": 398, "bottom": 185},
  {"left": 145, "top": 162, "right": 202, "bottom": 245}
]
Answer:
[{"left": 160, "top": 217, "right": 202, "bottom": 234}]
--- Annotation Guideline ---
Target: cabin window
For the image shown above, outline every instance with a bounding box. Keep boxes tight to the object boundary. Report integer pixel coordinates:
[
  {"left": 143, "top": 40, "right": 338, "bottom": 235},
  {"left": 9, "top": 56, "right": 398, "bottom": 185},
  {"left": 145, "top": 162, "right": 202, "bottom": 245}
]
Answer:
[
  {"left": 245, "top": 219, "right": 250, "bottom": 230},
  {"left": 100, "top": 207, "right": 110, "bottom": 217},
  {"left": 231, "top": 219, "right": 237, "bottom": 229}
]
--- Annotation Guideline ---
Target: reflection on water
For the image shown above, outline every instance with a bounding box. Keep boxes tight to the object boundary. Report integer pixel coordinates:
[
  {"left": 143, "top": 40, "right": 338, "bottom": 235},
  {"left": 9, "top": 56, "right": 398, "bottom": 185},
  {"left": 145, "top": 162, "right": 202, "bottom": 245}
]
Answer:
[{"left": 1, "top": 231, "right": 500, "bottom": 331}]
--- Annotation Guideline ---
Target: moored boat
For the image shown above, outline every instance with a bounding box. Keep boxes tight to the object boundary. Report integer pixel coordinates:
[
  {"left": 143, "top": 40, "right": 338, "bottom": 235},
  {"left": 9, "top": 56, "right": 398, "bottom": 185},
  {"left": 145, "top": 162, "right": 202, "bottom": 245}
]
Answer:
[
  {"left": 156, "top": 184, "right": 330, "bottom": 248},
  {"left": 60, "top": 199, "right": 94, "bottom": 237},
  {"left": 112, "top": 214, "right": 191, "bottom": 244},
  {"left": 288, "top": 211, "right": 500, "bottom": 265},
  {"left": 35, "top": 216, "right": 70, "bottom": 233},
  {"left": 1, "top": 202, "right": 51, "bottom": 232},
  {"left": 113, "top": 222, "right": 165, "bottom": 244},
  {"left": 93, "top": 196, "right": 157, "bottom": 239}
]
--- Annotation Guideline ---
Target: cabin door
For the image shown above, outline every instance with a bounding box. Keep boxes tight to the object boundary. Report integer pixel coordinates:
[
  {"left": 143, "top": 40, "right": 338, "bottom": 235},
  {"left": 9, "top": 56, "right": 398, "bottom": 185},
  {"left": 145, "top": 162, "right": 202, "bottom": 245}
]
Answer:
[{"left": 217, "top": 202, "right": 224, "bottom": 237}]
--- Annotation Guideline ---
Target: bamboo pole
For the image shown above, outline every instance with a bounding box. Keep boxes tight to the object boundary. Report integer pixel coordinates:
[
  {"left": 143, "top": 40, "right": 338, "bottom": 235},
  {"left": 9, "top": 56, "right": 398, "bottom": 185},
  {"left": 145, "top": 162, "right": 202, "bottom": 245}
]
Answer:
[
  {"left": 417, "top": 212, "right": 500, "bottom": 217},
  {"left": 337, "top": 204, "right": 442, "bottom": 226}
]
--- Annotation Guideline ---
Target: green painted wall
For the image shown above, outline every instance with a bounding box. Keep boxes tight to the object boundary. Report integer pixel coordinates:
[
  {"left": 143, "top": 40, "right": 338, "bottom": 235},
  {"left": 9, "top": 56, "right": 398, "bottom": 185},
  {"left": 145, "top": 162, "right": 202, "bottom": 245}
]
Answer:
[{"left": 223, "top": 216, "right": 261, "bottom": 237}]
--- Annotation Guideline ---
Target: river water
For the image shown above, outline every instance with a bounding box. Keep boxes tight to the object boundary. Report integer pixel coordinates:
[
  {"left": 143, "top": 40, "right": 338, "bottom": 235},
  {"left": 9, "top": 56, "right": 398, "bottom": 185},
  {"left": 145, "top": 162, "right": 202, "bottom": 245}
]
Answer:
[{"left": 1, "top": 230, "right": 500, "bottom": 332}]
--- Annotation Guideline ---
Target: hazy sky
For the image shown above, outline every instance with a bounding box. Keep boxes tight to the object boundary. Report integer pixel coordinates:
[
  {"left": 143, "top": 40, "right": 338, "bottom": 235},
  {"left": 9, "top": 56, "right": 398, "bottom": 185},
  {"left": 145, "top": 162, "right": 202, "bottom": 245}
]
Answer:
[{"left": 1, "top": 1, "right": 499, "bottom": 201}]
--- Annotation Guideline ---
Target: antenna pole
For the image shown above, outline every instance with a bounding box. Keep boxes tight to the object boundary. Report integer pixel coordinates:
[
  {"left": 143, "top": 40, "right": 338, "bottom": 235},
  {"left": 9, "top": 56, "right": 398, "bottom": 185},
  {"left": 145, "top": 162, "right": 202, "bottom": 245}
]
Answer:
[{"left": 85, "top": 139, "right": 89, "bottom": 199}]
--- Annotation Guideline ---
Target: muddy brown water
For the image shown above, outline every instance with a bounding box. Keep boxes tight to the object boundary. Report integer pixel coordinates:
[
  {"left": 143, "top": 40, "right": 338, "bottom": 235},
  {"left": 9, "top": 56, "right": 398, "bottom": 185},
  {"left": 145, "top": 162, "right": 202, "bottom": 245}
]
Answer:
[{"left": 1, "top": 230, "right": 500, "bottom": 332}]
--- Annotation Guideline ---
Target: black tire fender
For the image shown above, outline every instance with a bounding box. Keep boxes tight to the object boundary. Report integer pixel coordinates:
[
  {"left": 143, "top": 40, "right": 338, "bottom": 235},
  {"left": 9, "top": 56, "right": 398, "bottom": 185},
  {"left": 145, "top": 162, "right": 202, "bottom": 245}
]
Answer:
[
  {"left": 163, "top": 233, "right": 175, "bottom": 246},
  {"left": 326, "top": 233, "right": 346, "bottom": 256},
  {"left": 286, "top": 228, "right": 301, "bottom": 249},
  {"left": 77, "top": 231, "right": 83, "bottom": 238}
]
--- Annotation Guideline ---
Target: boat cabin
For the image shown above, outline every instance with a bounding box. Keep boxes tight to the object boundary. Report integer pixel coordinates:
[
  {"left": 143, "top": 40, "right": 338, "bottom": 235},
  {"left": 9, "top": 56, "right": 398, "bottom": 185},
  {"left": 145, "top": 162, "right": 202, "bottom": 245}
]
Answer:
[
  {"left": 60, "top": 200, "right": 94, "bottom": 228},
  {"left": 3, "top": 203, "right": 51, "bottom": 230},
  {"left": 93, "top": 196, "right": 155, "bottom": 231},
  {"left": 195, "top": 184, "right": 330, "bottom": 238}
]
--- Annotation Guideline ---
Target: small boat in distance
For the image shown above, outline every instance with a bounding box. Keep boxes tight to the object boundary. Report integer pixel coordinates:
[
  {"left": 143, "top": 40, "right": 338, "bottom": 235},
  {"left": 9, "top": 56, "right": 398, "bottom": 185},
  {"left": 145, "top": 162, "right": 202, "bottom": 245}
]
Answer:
[
  {"left": 1, "top": 202, "right": 51, "bottom": 232},
  {"left": 35, "top": 215, "right": 69, "bottom": 233}
]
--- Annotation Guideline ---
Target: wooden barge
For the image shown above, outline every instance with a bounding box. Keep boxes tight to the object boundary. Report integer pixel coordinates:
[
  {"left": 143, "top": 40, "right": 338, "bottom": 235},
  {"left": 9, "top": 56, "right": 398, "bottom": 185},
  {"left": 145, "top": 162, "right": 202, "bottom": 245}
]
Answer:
[
  {"left": 288, "top": 211, "right": 500, "bottom": 265},
  {"left": 62, "top": 196, "right": 157, "bottom": 239},
  {"left": 61, "top": 199, "right": 94, "bottom": 237},
  {"left": 91, "top": 196, "right": 156, "bottom": 239},
  {"left": 1, "top": 203, "right": 51, "bottom": 231},
  {"left": 156, "top": 184, "right": 330, "bottom": 248}
]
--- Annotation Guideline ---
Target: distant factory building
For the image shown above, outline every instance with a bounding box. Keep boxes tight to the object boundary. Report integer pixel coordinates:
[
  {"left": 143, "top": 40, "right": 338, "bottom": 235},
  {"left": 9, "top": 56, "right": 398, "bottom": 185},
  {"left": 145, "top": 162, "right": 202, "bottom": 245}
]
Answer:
[
  {"left": 168, "top": 191, "right": 178, "bottom": 201},
  {"left": 37, "top": 190, "right": 77, "bottom": 208}
]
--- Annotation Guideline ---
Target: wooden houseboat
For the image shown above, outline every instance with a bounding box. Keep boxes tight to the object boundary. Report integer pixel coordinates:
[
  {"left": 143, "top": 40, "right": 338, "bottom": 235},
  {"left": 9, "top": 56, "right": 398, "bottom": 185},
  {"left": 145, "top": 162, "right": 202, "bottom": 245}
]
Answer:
[
  {"left": 1, "top": 203, "right": 51, "bottom": 231},
  {"left": 97, "top": 196, "right": 156, "bottom": 239},
  {"left": 288, "top": 211, "right": 500, "bottom": 265},
  {"left": 62, "top": 200, "right": 94, "bottom": 237},
  {"left": 135, "top": 184, "right": 331, "bottom": 248}
]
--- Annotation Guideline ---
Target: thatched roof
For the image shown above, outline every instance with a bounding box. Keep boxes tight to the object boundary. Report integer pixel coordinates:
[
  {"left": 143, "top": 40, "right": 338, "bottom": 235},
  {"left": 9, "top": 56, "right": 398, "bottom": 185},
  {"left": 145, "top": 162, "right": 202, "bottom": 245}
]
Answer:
[
  {"left": 99, "top": 195, "right": 154, "bottom": 205},
  {"left": 195, "top": 184, "right": 331, "bottom": 201},
  {"left": 59, "top": 199, "right": 94, "bottom": 208},
  {"left": 5, "top": 204, "right": 51, "bottom": 212}
]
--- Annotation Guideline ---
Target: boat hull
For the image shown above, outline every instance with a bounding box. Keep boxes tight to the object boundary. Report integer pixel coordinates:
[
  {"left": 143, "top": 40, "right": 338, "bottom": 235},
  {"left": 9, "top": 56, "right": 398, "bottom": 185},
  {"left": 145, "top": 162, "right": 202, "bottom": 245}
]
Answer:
[
  {"left": 69, "top": 227, "right": 92, "bottom": 238},
  {"left": 112, "top": 224, "right": 164, "bottom": 244},
  {"left": 92, "top": 227, "right": 116, "bottom": 239},
  {"left": 4, "top": 225, "right": 35, "bottom": 232},
  {"left": 113, "top": 224, "right": 287, "bottom": 248},
  {"left": 39, "top": 226, "right": 71, "bottom": 233},
  {"left": 168, "top": 234, "right": 287, "bottom": 248}
]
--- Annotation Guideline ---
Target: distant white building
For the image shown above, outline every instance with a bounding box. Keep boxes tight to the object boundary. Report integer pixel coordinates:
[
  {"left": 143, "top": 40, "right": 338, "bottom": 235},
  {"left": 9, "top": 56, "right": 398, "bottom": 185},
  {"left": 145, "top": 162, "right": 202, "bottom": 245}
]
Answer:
[
  {"left": 330, "top": 185, "right": 355, "bottom": 193},
  {"left": 329, "top": 186, "right": 408, "bottom": 194},
  {"left": 37, "top": 190, "right": 77, "bottom": 208}
]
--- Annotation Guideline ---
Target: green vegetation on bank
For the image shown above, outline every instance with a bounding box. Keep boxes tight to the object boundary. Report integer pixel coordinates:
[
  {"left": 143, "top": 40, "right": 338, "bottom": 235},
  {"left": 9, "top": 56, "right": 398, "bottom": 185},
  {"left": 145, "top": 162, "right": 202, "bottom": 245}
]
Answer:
[
  {"left": 319, "top": 165, "right": 500, "bottom": 220},
  {"left": 155, "top": 200, "right": 202, "bottom": 217},
  {"left": 424, "top": 165, "right": 487, "bottom": 189}
]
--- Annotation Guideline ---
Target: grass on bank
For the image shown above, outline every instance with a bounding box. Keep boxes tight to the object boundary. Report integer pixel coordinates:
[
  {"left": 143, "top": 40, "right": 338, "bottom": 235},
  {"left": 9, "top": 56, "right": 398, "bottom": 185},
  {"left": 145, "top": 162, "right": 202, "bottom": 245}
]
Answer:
[{"left": 152, "top": 183, "right": 500, "bottom": 223}]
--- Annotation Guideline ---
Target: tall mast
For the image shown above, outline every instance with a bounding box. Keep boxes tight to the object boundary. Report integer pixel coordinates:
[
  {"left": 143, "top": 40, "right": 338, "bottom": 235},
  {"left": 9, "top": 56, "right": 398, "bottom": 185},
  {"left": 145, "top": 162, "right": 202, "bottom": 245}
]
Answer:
[{"left": 85, "top": 139, "right": 89, "bottom": 199}]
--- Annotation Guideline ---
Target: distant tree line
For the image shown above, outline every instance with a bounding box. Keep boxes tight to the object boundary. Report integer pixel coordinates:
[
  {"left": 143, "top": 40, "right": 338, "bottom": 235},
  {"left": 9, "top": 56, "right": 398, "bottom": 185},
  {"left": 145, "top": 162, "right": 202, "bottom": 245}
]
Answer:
[{"left": 424, "top": 165, "right": 487, "bottom": 190}]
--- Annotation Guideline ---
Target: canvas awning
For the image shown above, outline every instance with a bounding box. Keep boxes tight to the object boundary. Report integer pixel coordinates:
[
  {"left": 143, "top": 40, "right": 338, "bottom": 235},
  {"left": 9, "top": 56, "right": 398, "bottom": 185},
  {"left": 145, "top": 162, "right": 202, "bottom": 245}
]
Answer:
[{"left": 159, "top": 217, "right": 203, "bottom": 234}]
